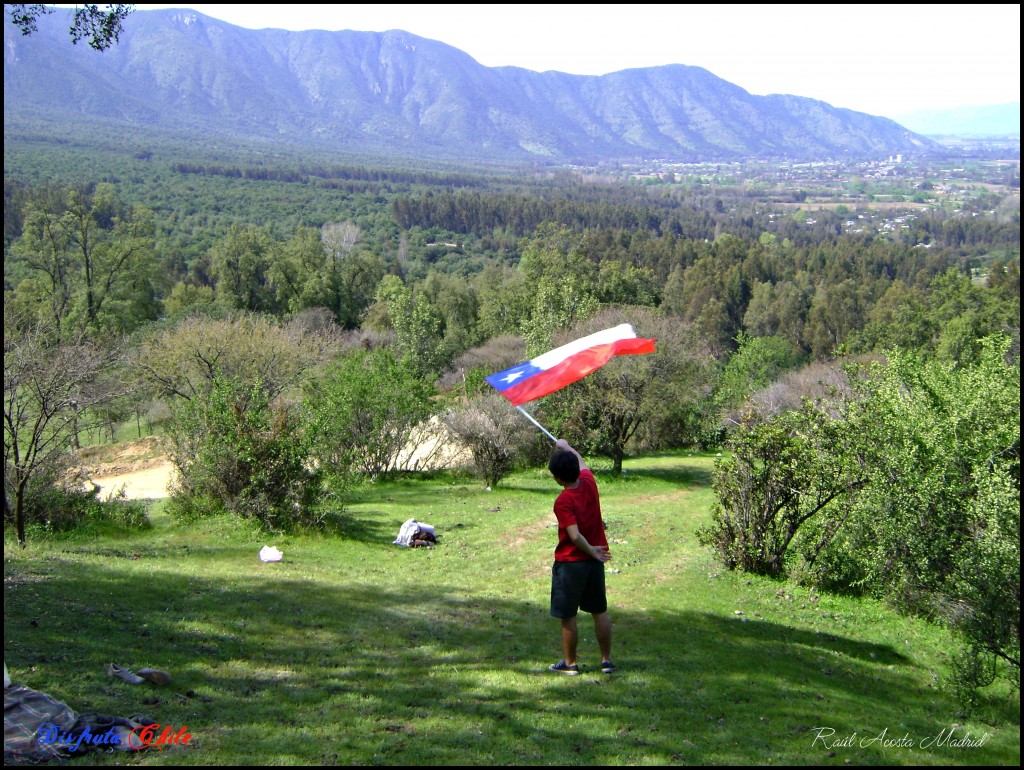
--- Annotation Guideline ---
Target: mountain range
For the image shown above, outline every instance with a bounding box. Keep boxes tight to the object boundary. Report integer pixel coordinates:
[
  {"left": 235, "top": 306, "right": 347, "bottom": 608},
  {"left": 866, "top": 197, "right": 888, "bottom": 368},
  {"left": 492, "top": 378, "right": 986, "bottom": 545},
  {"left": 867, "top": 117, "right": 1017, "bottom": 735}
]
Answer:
[{"left": 3, "top": 7, "right": 956, "bottom": 164}]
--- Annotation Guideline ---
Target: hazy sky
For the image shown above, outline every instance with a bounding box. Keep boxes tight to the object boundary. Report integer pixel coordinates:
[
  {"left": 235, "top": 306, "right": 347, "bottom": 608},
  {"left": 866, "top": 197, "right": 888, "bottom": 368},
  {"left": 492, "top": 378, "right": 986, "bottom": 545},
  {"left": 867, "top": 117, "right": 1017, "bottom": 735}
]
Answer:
[{"left": 113, "top": 4, "right": 1021, "bottom": 121}]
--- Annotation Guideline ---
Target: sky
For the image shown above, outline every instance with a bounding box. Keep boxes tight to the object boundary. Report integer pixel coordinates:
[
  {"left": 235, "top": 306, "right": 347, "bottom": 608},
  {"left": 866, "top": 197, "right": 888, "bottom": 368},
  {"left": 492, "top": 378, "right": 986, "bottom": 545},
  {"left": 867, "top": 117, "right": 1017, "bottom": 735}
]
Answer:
[{"left": 106, "top": 4, "right": 1021, "bottom": 121}]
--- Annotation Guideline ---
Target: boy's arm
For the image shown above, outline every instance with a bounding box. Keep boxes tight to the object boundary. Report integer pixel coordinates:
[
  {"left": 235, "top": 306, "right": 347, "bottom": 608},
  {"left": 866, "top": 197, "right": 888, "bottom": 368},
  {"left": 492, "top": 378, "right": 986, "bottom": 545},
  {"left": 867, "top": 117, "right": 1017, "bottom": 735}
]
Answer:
[
  {"left": 565, "top": 524, "right": 611, "bottom": 562},
  {"left": 555, "top": 438, "right": 589, "bottom": 471}
]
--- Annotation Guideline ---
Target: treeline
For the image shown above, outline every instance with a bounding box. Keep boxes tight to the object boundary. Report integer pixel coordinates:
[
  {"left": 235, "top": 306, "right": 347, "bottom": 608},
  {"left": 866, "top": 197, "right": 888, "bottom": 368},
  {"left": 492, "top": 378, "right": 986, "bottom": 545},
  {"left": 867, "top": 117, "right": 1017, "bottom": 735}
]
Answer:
[
  {"left": 169, "top": 160, "right": 498, "bottom": 188},
  {"left": 393, "top": 187, "right": 1021, "bottom": 254},
  {"left": 4, "top": 177, "right": 1019, "bottom": 367}
]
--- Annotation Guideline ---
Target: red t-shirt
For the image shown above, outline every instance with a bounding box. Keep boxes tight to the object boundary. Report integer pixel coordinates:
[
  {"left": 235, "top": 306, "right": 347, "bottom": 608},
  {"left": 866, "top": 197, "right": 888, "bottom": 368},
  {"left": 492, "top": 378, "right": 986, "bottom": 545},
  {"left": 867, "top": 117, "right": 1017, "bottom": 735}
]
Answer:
[{"left": 553, "top": 469, "right": 609, "bottom": 562}]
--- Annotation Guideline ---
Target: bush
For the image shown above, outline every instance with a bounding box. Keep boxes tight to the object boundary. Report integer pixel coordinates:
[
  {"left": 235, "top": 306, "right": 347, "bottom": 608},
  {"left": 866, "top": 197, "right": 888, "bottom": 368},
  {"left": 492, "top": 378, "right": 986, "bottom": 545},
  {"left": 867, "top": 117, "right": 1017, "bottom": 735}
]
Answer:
[
  {"left": 696, "top": 404, "right": 867, "bottom": 576},
  {"left": 9, "top": 470, "right": 149, "bottom": 535},
  {"left": 304, "top": 347, "right": 435, "bottom": 483},
  {"left": 166, "top": 376, "right": 324, "bottom": 531},
  {"left": 441, "top": 393, "right": 534, "bottom": 488}
]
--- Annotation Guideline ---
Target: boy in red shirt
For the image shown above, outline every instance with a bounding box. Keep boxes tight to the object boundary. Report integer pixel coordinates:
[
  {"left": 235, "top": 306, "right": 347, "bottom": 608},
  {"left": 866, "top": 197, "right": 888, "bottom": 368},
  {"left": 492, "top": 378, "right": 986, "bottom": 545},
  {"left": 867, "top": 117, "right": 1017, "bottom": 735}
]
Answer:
[{"left": 547, "top": 439, "right": 616, "bottom": 675}]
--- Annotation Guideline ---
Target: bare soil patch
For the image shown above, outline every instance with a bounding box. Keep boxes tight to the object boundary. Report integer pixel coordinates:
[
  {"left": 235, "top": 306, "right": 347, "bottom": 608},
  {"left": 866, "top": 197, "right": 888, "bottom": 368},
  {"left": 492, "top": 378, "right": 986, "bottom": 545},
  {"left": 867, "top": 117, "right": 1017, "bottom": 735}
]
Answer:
[
  {"left": 82, "top": 426, "right": 470, "bottom": 501},
  {"left": 80, "top": 437, "right": 175, "bottom": 500}
]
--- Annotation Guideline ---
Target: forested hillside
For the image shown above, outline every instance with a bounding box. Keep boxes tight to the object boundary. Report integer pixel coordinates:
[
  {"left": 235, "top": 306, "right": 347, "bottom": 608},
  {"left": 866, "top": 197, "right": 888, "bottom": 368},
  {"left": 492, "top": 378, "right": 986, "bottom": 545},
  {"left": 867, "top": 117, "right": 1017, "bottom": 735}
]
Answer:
[{"left": 5, "top": 132, "right": 1018, "bottom": 363}]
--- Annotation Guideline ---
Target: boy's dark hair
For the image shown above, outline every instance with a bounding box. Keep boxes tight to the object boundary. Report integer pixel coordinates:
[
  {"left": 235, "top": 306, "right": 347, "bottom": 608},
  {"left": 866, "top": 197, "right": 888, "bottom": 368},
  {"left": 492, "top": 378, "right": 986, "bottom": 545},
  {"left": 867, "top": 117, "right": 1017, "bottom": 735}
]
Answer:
[{"left": 548, "top": 449, "right": 581, "bottom": 484}]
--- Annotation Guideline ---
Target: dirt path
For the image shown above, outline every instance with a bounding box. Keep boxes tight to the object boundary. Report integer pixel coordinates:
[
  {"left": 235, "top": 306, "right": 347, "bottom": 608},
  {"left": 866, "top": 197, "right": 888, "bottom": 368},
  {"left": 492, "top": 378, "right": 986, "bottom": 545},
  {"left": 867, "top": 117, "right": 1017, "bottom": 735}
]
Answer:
[{"left": 92, "top": 461, "right": 175, "bottom": 500}]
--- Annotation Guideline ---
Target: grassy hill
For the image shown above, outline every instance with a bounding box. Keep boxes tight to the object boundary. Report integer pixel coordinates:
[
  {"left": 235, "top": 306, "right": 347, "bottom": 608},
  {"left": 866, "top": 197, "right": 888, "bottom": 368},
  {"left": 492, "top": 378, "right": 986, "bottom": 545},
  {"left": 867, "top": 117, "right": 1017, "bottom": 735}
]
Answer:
[{"left": 3, "top": 450, "right": 1019, "bottom": 765}]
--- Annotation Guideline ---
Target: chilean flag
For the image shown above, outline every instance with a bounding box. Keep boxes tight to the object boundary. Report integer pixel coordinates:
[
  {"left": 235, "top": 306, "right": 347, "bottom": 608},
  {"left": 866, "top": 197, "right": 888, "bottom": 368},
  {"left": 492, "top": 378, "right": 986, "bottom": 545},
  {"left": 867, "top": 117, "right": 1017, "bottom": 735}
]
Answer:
[{"left": 486, "top": 324, "right": 656, "bottom": 406}]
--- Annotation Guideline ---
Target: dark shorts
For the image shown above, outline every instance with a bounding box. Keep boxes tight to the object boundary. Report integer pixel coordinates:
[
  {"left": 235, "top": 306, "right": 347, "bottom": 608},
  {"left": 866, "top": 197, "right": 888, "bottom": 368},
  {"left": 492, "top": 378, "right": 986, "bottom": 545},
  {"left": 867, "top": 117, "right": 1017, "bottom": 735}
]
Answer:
[{"left": 550, "top": 560, "right": 607, "bottom": 619}]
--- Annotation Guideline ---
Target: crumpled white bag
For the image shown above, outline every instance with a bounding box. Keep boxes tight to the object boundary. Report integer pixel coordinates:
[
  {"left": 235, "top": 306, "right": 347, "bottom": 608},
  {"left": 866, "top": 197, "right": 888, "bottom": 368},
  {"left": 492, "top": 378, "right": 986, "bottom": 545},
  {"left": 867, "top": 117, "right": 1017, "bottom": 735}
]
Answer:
[{"left": 259, "top": 545, "right": 283, "bottom": 562}]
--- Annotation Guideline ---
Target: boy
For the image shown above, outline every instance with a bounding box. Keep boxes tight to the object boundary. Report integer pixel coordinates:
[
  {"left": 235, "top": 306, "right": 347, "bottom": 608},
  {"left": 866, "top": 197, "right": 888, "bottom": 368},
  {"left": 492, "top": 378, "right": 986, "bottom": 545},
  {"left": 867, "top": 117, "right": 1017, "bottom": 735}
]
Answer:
[{"left": 547, "top": 439, "right": 617, "bottom": 675}]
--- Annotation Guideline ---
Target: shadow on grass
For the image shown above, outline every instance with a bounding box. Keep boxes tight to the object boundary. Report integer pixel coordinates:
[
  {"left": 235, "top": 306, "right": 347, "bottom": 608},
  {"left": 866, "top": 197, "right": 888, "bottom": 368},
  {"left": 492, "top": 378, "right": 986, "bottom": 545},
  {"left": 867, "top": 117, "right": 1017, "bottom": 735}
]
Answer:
[
  {"left": 6, "top": 553, "right": 1013, "bottom": 766},
  {"left": 599, "top": 465, "right": 715, "bottom": 487}
]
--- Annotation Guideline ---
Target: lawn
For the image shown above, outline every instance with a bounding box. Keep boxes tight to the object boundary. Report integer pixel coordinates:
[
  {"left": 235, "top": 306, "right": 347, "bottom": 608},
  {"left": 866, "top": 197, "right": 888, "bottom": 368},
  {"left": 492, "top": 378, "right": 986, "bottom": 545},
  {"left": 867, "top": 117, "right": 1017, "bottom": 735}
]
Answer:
[{"left": 3, "top": 451, "right": 1019, "bottom": 765}]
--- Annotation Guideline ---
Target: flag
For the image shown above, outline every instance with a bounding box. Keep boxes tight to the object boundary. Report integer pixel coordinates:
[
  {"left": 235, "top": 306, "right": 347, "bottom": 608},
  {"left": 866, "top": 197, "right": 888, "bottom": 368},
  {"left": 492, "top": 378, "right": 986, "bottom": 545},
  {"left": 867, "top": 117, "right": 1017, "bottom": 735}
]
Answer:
[{"left": 486, "top": 324, "right": 656, "bottom": 406}]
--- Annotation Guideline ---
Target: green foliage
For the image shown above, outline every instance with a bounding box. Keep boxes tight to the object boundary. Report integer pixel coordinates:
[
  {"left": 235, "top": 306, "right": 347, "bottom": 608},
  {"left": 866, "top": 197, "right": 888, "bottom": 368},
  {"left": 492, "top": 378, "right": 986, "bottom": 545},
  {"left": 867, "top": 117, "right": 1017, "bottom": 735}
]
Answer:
[
  {"left": 209, "top": 224, "right": 279, "bottom": 314},
  {"left": 162, "top": 281, "right": 216, "bottom": 318},
  {"left": 7, "top": 185, "right": 162, "bottom": 338},
  {"left": 842, "top": 337, "right": 1019, "bottom": 607},
  {"left": 7, "top": 3, "right": 134, "bottom": 51},
  {"left": 268, "top": 224, "right": 386, "bottom": 328},
  {"left": 368, "top": 276, "right": 449, "bottom": 379},
  {"left": 697, "top": 403, "right": 868, "bottom": 576},
  {"left": 851, "top": 279, "right": 935, "bottom": 353},
  {"left": 134, "top": 312, "right": 334, "bottom": 402},
  {"left": 840, "top": 337, "right": 1020, "bottom": 699},
  {"left": 18, "top": 479, "right": 150, "bottom": 535},
  {"left": 304, "top": 347, "right": 435, "bottom": 484},
  {"left": 945, "top": 463, "right": 1020, "bottom": 713},
  {"left": 714, "top": 332, "right": 807, "bottom": 411},
  {"left": 516, "top": 223, "right": 600, "bottom": 354},
  {"left": 4, "top": 425, "right": 149, "bottom": 536},
  {"left": 702, "top": 334, "right": 1019, "bottom": 703},
  {"left": 166, "top": 376, "right": 324, "bottom": 531}
]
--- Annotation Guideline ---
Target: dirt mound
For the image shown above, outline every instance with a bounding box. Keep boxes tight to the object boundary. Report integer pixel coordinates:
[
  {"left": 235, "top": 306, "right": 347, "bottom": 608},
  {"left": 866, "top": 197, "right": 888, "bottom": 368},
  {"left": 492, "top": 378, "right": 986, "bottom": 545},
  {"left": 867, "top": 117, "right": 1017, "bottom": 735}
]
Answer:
[
  {"left": 79, "top": 436, "right": 169, "bottom": 478},
  {"left": 78, "top": 438, "right": 175, "bottom": 500}
]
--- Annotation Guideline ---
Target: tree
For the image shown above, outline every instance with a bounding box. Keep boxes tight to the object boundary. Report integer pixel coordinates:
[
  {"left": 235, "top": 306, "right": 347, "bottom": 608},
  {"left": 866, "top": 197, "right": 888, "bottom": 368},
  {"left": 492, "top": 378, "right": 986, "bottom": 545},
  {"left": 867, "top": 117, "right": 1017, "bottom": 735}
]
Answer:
[
  {"left": 742, "top": 278, "right": 812, "bottom": 350},
  {"left": 474, "top": 265, "right": 532, "bottom": 341},
  {"left": 803, "top": 278, "right": 870, "bottom": 359},
  {"left": 132, "top": 313, "right": 338, "bottom": 404},
  {"left": 516, "top": 223, "right": 599, "bottom": 354},
  {"left": 836, "top": 337, "right": 1019, "bottom": 706},
  {"left": 209, "top": 225, "right": 278, "bottom": 314},
  {"left": 852, "top": 279, "right": 935, "bottom": 353},
  {"left": 367, "top": 276, "right": 447, "bottom": 380},
  {"left": 441, "top": 393, "right": 535, "bottom": 488},
  {"left": 268, "top": 224, "right": 385, "bottom": 328},
  {"left": 714, "top": 332, "right": 807, "bottom": 419},
  {"left": 419, "top": 271, "right": 483, "bottom": 363},
  {"left": 166, "top": 375, "right": 324, "bottom": 531},
  {"left": 9, "top": 185, "right": 161, "bottom": 338},
  {"left": 840, "top": 337, "right": 1019, "bottom": 609},
  {"left": 4, "top": 317, "right": 123, "bottom": 545},
  {"left": 696, "top": 403, "right": 869, "bottom": 576},
  {"left": 7, "top": 4, "right": 134, "bottom": 51},
  {"left": 304, "top": 347, "right": 435, "bottom": 484},
  {"left": 699, "top": 335, "right": 1019, "bottom": 705}
]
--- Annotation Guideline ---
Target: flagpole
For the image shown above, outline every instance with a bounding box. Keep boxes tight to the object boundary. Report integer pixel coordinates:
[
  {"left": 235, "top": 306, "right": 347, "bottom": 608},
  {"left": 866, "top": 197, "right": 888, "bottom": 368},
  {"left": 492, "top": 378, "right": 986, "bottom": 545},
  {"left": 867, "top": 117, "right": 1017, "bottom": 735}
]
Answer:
[{"left": 516, "top": 406, "right": 557, "bottom": 444}]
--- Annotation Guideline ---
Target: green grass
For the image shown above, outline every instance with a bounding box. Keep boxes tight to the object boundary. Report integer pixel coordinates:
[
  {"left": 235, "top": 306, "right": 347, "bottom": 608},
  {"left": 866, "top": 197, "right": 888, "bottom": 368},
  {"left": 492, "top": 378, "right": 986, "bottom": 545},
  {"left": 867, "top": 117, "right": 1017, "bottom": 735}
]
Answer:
[{"left": 4, "top": 451, "right": 1019, "bottom": 766}]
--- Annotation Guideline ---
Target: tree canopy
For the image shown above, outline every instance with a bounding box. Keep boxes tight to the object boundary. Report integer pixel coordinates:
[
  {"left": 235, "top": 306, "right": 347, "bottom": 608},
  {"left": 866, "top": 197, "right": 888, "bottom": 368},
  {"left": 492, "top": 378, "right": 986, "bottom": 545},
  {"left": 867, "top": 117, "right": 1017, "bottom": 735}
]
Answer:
[{"left": 7, "top": 4, "right": 135, "bottom": 51}]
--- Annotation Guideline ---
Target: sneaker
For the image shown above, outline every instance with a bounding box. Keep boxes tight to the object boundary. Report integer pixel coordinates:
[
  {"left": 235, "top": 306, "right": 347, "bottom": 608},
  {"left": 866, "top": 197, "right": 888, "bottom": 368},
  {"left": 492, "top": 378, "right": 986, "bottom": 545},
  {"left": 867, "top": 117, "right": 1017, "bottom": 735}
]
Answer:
[
  {"left": 136, "top": 668, "right": 172, "bottom": 685},
  {"left": 600, "top": 660, "right": 618, "bottom": 674},
  {"left": 106, "top": 663, "right": 144, "bottom": 684},
  {"left": 548, "top": 660, "right": 580, "bottom": 675}
]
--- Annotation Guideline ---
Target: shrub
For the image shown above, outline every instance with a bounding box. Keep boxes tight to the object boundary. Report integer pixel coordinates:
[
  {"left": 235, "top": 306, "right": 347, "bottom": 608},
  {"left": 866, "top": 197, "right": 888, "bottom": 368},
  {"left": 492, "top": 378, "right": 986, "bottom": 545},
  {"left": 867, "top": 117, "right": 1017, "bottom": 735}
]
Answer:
[
  {"left": 441, "top": 393, "right": 534, "bottom": 488},
  {"left": 304, "top": 347, "right": 435, "bottom": 484},
  {"left": 166, "top": 376, "right": 323, "bottom": 531},
  {"left": 696, "top": 404, "right": 867, "bottom": 576}
]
